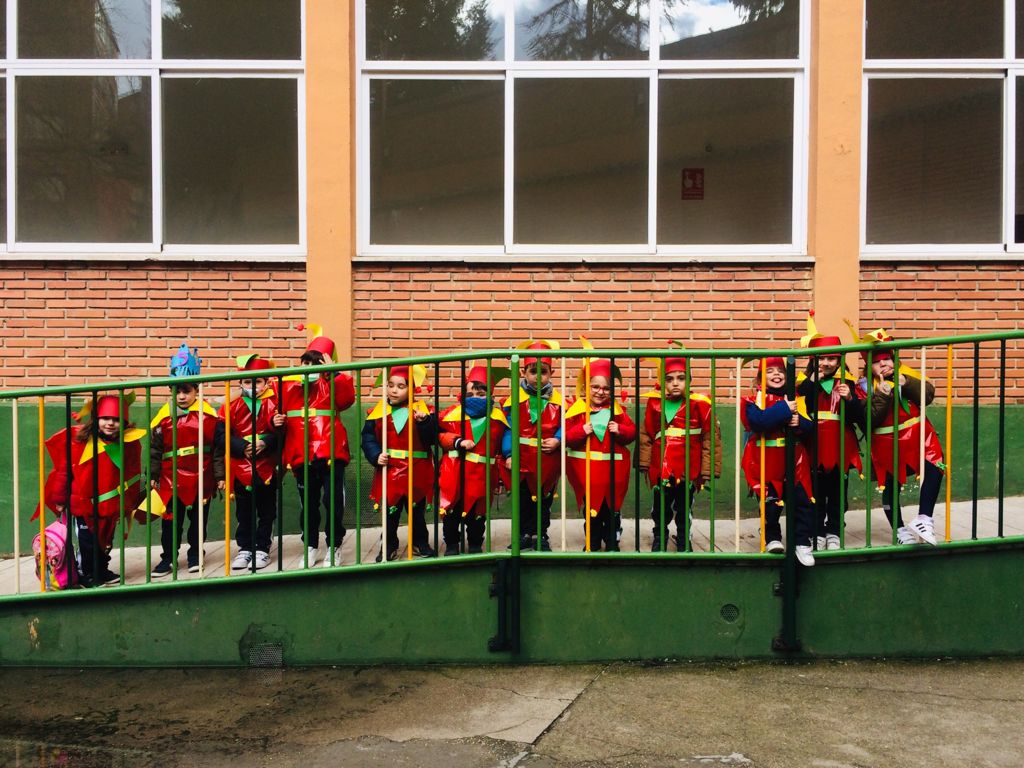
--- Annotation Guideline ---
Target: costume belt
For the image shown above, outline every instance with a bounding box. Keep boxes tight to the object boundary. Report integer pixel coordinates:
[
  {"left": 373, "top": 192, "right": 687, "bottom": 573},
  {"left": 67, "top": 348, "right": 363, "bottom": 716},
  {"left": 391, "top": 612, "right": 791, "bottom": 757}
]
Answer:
[
  {"left": 388, "top": 448, "right": 429, "bottom": 460},
  {"left": 873, "top": 416, "right": 920, "bottom": 435},
  {"left": 566, "top": 449, "right": 616, "bottom": 461},
  {"left": 757, "top": 438, "right": 786, "bottom": 447},
  {"left": 96, "top": 475, "right": 142, "bottom": 502},
  {"left": 654, "top": 427, "right": 701, "bottom": 440},
  {"left": 446, "top": 451, "right": 497, "bottom": 464},
  {"left": 285, "top": 409, "right": 335, "bottom": 418},
  {"left": 163, "top": 445, "right": 211, "bottom": 459}
]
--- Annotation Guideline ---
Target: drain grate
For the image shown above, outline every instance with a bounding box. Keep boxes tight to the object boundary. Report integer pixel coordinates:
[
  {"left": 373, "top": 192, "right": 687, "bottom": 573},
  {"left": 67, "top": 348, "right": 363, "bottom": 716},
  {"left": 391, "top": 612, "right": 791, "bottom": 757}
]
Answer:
[
  {"left": 720, "top": 604, "right": 740, "bottom": 623},
  {"left": 248, "top": 642, "right": 283, "bottom": 668}
]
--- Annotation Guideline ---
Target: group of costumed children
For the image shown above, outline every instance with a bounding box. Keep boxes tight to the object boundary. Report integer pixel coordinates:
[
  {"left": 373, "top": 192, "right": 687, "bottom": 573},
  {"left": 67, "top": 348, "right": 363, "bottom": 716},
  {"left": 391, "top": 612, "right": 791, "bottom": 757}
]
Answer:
[{"left": 37, "top": 317, "right": 944, "bottom": 585}]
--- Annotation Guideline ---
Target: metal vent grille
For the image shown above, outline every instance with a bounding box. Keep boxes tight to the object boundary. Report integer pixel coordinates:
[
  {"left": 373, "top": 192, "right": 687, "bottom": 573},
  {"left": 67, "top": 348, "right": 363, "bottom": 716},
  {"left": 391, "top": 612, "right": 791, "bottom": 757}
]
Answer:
[
  {"left": 720, "top": 604, "right": 740, "bottom": 623},
  {"left": 248, "top": 643, "right": 283, "bottom": 668}
]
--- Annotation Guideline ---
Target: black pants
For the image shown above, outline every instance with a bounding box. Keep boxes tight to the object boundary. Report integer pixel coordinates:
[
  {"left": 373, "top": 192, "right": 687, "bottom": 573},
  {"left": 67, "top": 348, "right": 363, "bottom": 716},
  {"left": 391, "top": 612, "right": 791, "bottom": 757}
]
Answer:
[
  {"left": 813, "top": 467, "right": 846, "bottom": 538},
  {"left": 651, "top": 482, "right": 696, "bottom": 547},
  {"left": 582, "top": 501, "right": 618, "bottom": 551},
  {"left": 160, "top": 498, "right": 211, "bottom": 561},
  {"left": 882, "top": 461, "right": 944, "bottom": 529},
  {"left": 764, "top": 485, "right": 814, "bottom": 547},
  {"left": 234, "top": 478, "right": 278, "bottom": 553},
  {"left": 383, "top": 496, "right": 431, "bottom": 555},
  {"left": 517, "top": 479, "right": 553, "bottom": 540},
  {"left": 442, "top": 500, "right": 485, "bottom": 550},
  {"left": 293, "top": 459, "right": 346, "bottom": 547},
  {"left": 75, "top": 517, "right": 110, "bottom": 578}
]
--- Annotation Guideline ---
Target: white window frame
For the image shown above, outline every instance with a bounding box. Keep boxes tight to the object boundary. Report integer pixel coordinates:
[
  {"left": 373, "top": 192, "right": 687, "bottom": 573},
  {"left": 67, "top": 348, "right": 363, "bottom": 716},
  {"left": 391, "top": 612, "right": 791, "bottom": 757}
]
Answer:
[
  {"left": 355, "top": 0, "right": 811, "bottom": 263},
  {"left": 0, "top": 0, "right": 306, "bottom": 262},
  {"left": 861, "top": 0, "right": 1024, "bottom": 262}
]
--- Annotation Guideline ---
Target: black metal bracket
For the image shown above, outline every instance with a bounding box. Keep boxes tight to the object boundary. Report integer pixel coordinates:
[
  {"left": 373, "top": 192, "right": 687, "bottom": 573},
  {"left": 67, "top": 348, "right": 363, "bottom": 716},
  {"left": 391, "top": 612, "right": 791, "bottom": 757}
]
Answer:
[{"left": 488, "top": 559, "right": 511, "bottom": 652}]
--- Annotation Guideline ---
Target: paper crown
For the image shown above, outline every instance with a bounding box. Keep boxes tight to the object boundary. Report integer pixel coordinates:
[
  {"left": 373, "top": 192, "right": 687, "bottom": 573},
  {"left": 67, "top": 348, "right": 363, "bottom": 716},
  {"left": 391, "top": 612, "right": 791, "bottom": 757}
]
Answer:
[
  {"left": 843, "top": 318, "right": 894, "bottom": 360},
  {"left": 516, "top": 338, "right": 559, "bottom": 368},
  {"left": 388, "top": 364, "right": 428, "bottom": 389},
  {"left": 800, "top": 310, "right": 842, "bottom": 350},
  {"left": 298, "top": 323, "right": 336, "bottom": 362},
  {"left": 75, "top": 392, "right": 136, "bottom": 423},
  {"left": 647, "top": 340, "right": 688, "bottom": 382},
  {"left": 466, "top": 364, "right": 510, "bottom": 388},
  {"left": 573, "top": 337, "right": 623, "bottom": 397},
  {"left": 235, "top": 353, "right": 273, "bottom": 372},
  {"left": 169, "top": 343, "right": 202, "bottom": 378}
]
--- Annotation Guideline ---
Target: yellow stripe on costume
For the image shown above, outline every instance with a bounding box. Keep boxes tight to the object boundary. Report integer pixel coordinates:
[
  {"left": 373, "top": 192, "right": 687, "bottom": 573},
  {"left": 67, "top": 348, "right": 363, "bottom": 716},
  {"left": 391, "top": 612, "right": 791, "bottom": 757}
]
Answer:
[
  {"left": 441, "top": 405, "right": 509, "bottom": 427},
  {"left": 564, "top": 399, "right": 624, "bottom": 419},
  {"left": 150, "top": 400, "right": 218, "bottom": 429},
  {"left": 78, "top": 427, "right": 147, "bottom": 463},
  {"left": 366, "top": 400, "right": 431, "bottom": 421}
]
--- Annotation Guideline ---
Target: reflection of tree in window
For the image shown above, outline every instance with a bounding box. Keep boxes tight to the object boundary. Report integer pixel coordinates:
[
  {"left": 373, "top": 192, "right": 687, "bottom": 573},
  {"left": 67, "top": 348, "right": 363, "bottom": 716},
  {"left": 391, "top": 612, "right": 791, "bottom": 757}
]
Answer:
[
  {"left": 521, "top": 0, "right": 650, "bottom": 60},
  {"left": 367, "top": 0, "right": 495, "bottom": 60},
  {"left": 162, "top": 0, "right": 301, "bottom": 59}
]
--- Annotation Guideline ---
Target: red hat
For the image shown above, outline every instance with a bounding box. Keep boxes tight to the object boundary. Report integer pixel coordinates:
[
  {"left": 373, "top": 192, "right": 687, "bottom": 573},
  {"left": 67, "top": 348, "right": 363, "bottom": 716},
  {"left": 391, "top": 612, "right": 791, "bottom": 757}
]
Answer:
[
  {"left": 867, "top": 349, "right": 893, "bottom": 362},
  {"left": 807, "top": 336, "right": 842, "bottom": 351},
  {"left": 298, "top": 323, "right": 337, "bottom": 362},
  {"left": 763, "top": 357, "right": 786, "bottom": 370},
  {"left": 390, "top": 365, "right": 410, "bottom": 381},
  {"left": 664, "top": 357, "right": 687, "bottom": 374},
  {"left": 96, "top": 395, "right": 127, "bottom": 420},
  {"left": 517, "top": 339, "right": 558, "bottom": 369},
  {"left": 588, "top": 359, "right": 614, "bottom": 381},
  {"left": 236, "top": 353, "right": 272, "bottom": 372},
  {"left": 467, "top": 365, "right": 489, "bottom": 385}
]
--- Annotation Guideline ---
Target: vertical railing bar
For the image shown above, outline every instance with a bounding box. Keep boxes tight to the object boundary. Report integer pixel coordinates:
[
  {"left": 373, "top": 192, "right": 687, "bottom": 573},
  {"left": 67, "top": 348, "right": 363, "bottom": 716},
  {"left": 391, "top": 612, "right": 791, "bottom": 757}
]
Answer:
[
  {"left": 998, "top": 338, "right": 1006, "bottom": 537},
  {"left": 170, "top": 391, "right": 179, "bottom": 580},
  {"left": 484, "top": 358, "right": 493, "bottom": 553},
  {"left": 380, "top": 366, "right": 389, "bottom": 563},
  {"left": 733, "top": 358, "right": 741, "bottom": 554},
  {"left": 944, "top": 345, "right": 953, "bottom": 543},
  {"left": 971, "top": 341, "right": 980, "bottom": 540},
  {"left": 406, "top": 364, "right": 414, "bottom": 562},
  {"left": 117, "top": 389, "right": 125, "bottom": 586},
  {"left": 919, "top": 347, "right": 927, "bottom": 483},
  {"left": 584, "top": 356, "right": 592, "bottom": 553},
  {"left": 709, "top": 357, "right": 717, "bottom": 552},
  {"left": 38, "top": 396, "right": 46, "bottom": 593},
  {"left": 145, "top": 388, "right": 152, "bottom": 582},
  {"left": 682, "top": 355, "right": 691, "bottom": 552},
  {"left": 658, "top": 357, "right": 666, "bottom": 552},
  {"left": 91, "top": 391, "right": 99, "bottom": 584},
  {"left": 809, "top": 354, "right": 819, "bottom": 550},
  {"left": 560, "top": 355, "right": 567, "bottom": 552},
  {"left": 354, "top": 367, "right": 362, "bottom": 565},
  {"left": 633, "top": 356, "right": 641, "bottom": 553},
  {"left": 891, "top": 348, "right": 901, "bottom": 546},
  {"left": 433, "top": 360, "right": 441, "bottom": 555},
  {"left": 12, "top": 399, "right": 19, "bottom": 594},
  {"left": 535, "top": 359, "right": 542, "bottom": 552},
  {"left": 197, "top": 383, "right": 205, "bottom": 577},
  {"left": 460, "top": 358, "right": 468, "bottom": 554},
  {"left": 864, "top": 350, "right": 873, "bottom": 548},
  {"left": 275, "top": 373, "right": 284, "bottom": 570},
  {"left": 510, "top": 355, "right": 521, "bottom": 557},
  {"left": 758, "top": 359, "right": 766, "bottom": 553},
  {"left": 328, "top": 371, "right": 336, "bottom": 567},
  {"left": 252, "top": 375, "right": 260, "bottom": 573},
  {"left": 608, "top": 355, "right": 617, "bottom": 551},
  {"left": 224, "top": 380, "right": 232, "bottom": 576},
  {"left": 64, "top": 395, "right": 73, "bottom": 590},
  {"left": 302, "top": 375, "right": 310, "bottom": 567},
  {"left": 838, "top": 355, "right": 846, "bottom": 550}
]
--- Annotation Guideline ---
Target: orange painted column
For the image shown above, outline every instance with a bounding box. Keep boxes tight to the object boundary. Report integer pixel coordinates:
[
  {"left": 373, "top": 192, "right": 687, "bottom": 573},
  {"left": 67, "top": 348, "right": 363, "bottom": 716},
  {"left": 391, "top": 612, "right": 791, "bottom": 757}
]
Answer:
[
  {"left": 305, "top": 0, "right": 354, "bottom": 359},
  {"left": 808, "top": 1, "right": 864, "bottom": 339}
]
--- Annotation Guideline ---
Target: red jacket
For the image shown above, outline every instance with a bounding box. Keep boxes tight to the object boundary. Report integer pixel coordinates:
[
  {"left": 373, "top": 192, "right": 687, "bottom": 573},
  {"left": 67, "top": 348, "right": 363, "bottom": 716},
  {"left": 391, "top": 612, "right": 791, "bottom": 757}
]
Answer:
[
  {"left": 563, "top": 400, "right": 636, "bottom": 514},
  {"left": 740, "top": 390, "right": 814, "bottom": 501},
  {"left": 503, "top": 387, "right": 563, "bottom": 496},
  {"left": 364, "top": 400, "right": 437, "bottom": 508},
  {"left": 643, "top": 393, "right": 715, "bottom": 485},
  {"left": 219, "top": 389, "right": 280, "bottom": 488},
  {"left": 150, "top": 401, "right": 224, "bottom": 511},
  {"left": 797, "top": 373, "right": 864, "bottom": 474},
  {"left": 437, "top": 402, "right": 509, "bottom": 516},
  {"left": 868, "top": 376, "right": 944, "bottom": 485},
  {"left": 280, "top": 372, "right": 355, "bottom": 468}
]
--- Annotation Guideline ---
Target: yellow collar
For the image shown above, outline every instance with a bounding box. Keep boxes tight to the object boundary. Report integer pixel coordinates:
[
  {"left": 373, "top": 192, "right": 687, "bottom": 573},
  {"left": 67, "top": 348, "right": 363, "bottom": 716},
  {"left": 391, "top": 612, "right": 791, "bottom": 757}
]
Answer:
[
  {"left": 79, "top": 428, "right": 146, "bottom": 463},
  {"left": 504, "top": 387, "right": 563, "bottom": 408},
  {"left": 366, "top": 400, "right": 430, "bottom": 421},
  {"left": 564, "top": 399, "right": 623, "bottom": 419},
  {"left": 442, "top": 405, "right": 509, "bottom": 428},
  {"left": 151, "top": 400, "right": 218, "bottom": 429}
]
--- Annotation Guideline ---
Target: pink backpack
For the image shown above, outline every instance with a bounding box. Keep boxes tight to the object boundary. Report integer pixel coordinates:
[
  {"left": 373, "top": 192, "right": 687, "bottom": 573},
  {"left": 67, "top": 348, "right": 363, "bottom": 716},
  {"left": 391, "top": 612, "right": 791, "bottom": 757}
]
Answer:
[{"left": 32, "top": 518, "right": 78, "bottom": 591}]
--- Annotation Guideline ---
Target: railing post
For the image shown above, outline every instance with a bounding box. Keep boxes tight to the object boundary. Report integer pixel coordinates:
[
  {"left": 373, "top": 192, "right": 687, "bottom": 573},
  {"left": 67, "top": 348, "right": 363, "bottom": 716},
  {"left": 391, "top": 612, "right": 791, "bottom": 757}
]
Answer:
[
  {"left": 508, "top": 354, "right": 521, "bottom": 653},
  {"left": 775, "top": 355, "right": 800, "bottom": 653}
]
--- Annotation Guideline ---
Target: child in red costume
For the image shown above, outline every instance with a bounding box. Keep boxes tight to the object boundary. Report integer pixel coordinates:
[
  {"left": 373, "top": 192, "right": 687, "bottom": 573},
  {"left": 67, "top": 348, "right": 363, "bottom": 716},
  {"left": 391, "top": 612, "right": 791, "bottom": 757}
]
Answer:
[
  {"left": 564, "top": 359, "right": 636, "bottom": 552},
  {"left": 221, "top": 353, "right": 283, "bottom": 571},
  {"left": 361, "top": 364, "right": 439, "bottom": 561},
  {"left": 796, "top": 313, "right": 866, "bottom": 551},
  {"left": 502, "top": 340, "right": 563, "bottom": 551},
  {"left": 740, "top": 357, "right": 816, "bottom": 567},
  {"left": 39, "top": 394, "right": 145, "bottom": 587},
  {"left": 279, "top": 325, "right": 355, "bottom": 567},
  {"left": 640, "top": 355, "right": 722, "bottom": 552},
  {"left": 437, "top": 364, "right": 509, "bottom": 556},
  {"left": 150, "top": 344, "right": 226, "bottom": 576},
  {"left": 851, "top": 323, "right": 944, "bottom": 547}
]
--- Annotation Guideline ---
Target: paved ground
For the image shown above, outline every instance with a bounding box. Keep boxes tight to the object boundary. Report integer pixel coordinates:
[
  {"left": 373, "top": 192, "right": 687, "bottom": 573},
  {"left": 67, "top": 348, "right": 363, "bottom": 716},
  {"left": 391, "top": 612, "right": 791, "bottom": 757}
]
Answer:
[{"left": 1, "top": 658, "right": 1023, "bottom": 767}]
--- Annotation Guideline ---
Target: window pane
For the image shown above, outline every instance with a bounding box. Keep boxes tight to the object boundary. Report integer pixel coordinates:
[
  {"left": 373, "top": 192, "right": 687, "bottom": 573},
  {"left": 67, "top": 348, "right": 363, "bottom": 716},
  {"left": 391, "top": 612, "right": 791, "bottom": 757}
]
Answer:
[
  {"left": 163, "top": 78, "right": 298, "bottom": 245},
  {"left": 866, "top": 0, "right": 1002, "bottom": 59},
  {"left": 867, "top": 79, "right": 1001, "bottom": 245},
  {"left": 19, "top": 0, "right": 151, "bottom": 59},
  {"left": 515, "top": 78, "right": 647, "bottom": 244},
  {"left": 371, "top": 80, "right": 503, "bottom": 245},
  {"left": 366, "top": 0, "right": 503, "bottom": 61},
  {"left": 660, "top": 0, "right": 797, "bottom": 60},
  {"left": 1014, "top": 79, "right": 1024, "bottom": 242},
  {"left": 516, "top": 0, "right": 648, "bottom": 61},
  {"left": 0, "top": 84, "right": 5, "bottom": 243},
  {"left": 657, "top": 78, "right": 792, "bottom": 245},
  {"left": 162, "top": 0, "right": 301, "bottom": 59},
  {"left": 17, "top": 76, "right": 152, "bottom": 243}
]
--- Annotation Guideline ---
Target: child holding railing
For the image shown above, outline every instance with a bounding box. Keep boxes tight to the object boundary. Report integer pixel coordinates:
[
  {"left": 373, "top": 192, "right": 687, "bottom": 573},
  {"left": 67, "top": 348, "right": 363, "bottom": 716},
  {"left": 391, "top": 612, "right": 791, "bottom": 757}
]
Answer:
[
  {"left": 437, "top": 364, "right": 509, "bottom": 556},
  {"left": 150, "top": 344, "right": 225, "bottom": 576},
  {"left": 639, "top": 355, "right": 722, "bottom": 552},
  {"left": 502, "top": 340, "right": 563, "bottom": 552},
  {"left": 362, "top": 364, "right": 438, "bottom": 562},
  {"left": 279, "top": 325, "right": 355, "bottom": 568},
  {"left": 38, "top": 394, "right": 146, "bottom": 587},
  {"left": 740, "top": 357, "right": 817, "bottom": 567},
  {"left": 221, "top": 353, "right": 283, "bottom": 571},
  {"left": 564, "top": 358, "right": 636, "bottom": 552}
]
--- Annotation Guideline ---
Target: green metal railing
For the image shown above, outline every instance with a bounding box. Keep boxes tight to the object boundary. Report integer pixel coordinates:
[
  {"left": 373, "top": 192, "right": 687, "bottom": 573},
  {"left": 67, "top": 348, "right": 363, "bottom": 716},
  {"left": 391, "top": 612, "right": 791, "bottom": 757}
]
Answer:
[{"left": 1, "top": 329, "right": 1023, "bottom": 602}]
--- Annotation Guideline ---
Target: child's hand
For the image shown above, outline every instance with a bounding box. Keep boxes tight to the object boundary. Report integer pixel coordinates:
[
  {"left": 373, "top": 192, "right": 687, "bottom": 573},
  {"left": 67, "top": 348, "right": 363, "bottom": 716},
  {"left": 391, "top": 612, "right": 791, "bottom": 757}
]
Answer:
[
  {"left": 413, "top": 409, "right": 428, "bottom": 422},
  {"left": 272, "top": 413, "right": 285, "bottom": 428},
  {"left": 836, "top": 382, "right": 852, "bottom": 400},
  {"left": 150, "top": 480, "right": 159, "bottom": 490},
  {"left": 377, "top": 453, "right": 389, "bottom": 466},
  {"left": 877, "top": 380, "right": 893, "bottom": 395},
  {"left": 460, "top": 438, "right": 476, "bottom": 451},
  {"left": 789, "top": 413, "right": 799, "bottom": 427},
  {"left": 785, "top": 399, "right": 798, "bottom": 413},
  {"left": 582, "top": 423, "right": 594, "bottom": 436},
  {"left": 607, "top": 421, "right": 619, "bottom": 434},
  {"left": 541, "top": 437, "right": 560, "bottom": 453},
  {"left": 898, "top": 374, "right": 907, "bottom": 386},
  {"left": 217, "top": 480, "right": 226, "bottom": 491},
  {"left": 505, "top": 457, "right": 513, "bottom": 470}
]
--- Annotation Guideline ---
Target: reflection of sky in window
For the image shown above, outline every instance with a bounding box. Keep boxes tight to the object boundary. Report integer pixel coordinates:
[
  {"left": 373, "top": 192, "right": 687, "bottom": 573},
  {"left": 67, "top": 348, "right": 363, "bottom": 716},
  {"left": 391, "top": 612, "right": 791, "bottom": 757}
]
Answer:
[
  {"left": 102, "top": 0, "right": 152, "bottom": 59},
  {"left": 512, "top": 0, "right": 649, "bottom": 59},
  {"left": 662, "top": 0, "right": 744, "bottom": 44}
]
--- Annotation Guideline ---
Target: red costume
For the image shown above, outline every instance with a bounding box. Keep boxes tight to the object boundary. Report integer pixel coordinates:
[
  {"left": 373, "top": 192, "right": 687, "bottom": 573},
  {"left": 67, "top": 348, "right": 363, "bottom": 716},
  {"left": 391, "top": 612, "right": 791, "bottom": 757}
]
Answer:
[
  {"left": 219, "top": 383, "right": 279, "bottom": 489},
  {"left": 367, "top": 399, "right": 436, "bottom": 508},
  {"left": 564, "top": 396, "right": 636, "bottom": 514},
  {"left": 150, "top": 400, "right": 221, "bottom": 512},
  {"left": 868, "top": 366, "right": 944, "bottom": 485},
  {"left": 279, "top": 372, "right": 355, "bottom": 468}
]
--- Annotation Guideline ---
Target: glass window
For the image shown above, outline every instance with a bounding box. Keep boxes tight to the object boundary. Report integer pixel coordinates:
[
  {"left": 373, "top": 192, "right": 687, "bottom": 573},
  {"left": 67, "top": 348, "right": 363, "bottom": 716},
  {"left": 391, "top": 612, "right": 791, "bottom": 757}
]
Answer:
[
  {"left": 17, "top": 76, "right": 152, "bottom": 243},
  {"left": 371, "top": 79, "right": 503, "bottom": 245},
  {"left": 162, "top": 0, "right": 301, "bottom": 59},
  {"left": 162, "top": 78, "right": 298, "bottom": 245},
  {"left": 866, "top": 78, "right": 1002, "bottom": 245},
  {"left": 366, "top": 0, "right": 503, "bottom": 61},
  {"left": 0, "top": 83, "right": 6, "bottom": 243},
  {"left": 660, "top": 0, "right": 798, "bottom": 60},
  {"left": 658, "top": 78, "right": 792, "bottom": 245},
  {"left": 515, "top": 78, "right": 648, "bottom": 244},
  {"left": 19, "top": 0, "right": 152, "bottom": 59},
  {"left": 865, "top": 0, "right": 1002, "bottom": 59},
  {"left": 515, "top": 0, "right": 648, "bottom": 61},
  {"left": 1014, "top": 78, "right": 1024, "bottom": 243}
]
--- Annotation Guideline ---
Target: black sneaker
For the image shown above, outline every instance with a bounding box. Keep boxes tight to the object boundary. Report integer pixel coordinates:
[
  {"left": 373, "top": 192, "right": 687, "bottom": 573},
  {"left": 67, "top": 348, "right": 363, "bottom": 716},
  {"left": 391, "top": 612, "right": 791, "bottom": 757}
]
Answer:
[
  {"left": 539, "top": 537, "right": 552, "bottom": 552},
  {"left": 187, "top": 557, "right": 200, "bottom": 574},
  {"left": 98, "top": 568, "right": 120, "bottom": 585},
  {"left": 466, "top": 544, "right": 484, "bottom": 554},
  {"left": 151, "top": 559, "right": 172, "bottom": 577},
  {"left": 444, "top": 543, "right": 461, "bottom": 557},
  {"left": 375, "top": 547, "right": 399, "bottom": 563},
  {"left": 413, "top": 543, "right": 437, "bottom": 558}
]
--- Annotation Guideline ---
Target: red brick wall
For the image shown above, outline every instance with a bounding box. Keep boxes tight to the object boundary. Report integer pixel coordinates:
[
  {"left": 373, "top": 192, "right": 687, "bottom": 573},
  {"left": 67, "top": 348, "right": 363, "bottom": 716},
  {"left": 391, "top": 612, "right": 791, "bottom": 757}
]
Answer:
[
  {"left": 861, "top": 263, "right": 1024, "bottom": 401},
  {"left": 0, "top": 263, "right": 307, "bottom": 390}
]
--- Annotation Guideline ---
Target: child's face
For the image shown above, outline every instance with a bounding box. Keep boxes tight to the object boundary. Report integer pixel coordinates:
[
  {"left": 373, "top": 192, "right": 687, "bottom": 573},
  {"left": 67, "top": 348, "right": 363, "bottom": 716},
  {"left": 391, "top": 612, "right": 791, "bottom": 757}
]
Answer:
[
  {"left": 590, "top": 375, "right": 611, "bottom": 407},
  {"left": 816, "top": 355, "right": 840, "bottom": 380},
  {"left": 174, "top": 384, "right": 197, "bottom": 409},
  {"left": 872, "top": 357, "right": 894, "bottom": 380},
  {"left": 97, "top": 417, "right": 120, "bottom": 439},
  {"left": 664, "top": 370, "right": 687, "bottom": 400},
  {"left": 465, "top": 381, "right": 487, "bottom": 399},
  {"left": 387, "top": 375, "right": 409, "bottom": 405},
  {"left": 524, "top": 362, "right": 551, "bottom": 389},
  {"left": 242, "top": 377, "right": 269, "bottom": 397},
  {"left": 765, "top": 366, "right": 787, "bottom": 389}
]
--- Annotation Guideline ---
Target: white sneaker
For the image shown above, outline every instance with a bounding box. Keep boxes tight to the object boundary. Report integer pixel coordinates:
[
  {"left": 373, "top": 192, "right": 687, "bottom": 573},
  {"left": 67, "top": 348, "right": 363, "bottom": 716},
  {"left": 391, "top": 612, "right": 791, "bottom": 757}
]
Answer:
[
  {"left": 231, "top": 550, "right": 253, "bottom": 570},
  {"left": 766, "top": 540, "right": 784, "bottom": 554},
  {"left": 306, "top": 546, "right": 320, "bottom": 566},
  {"left": 795, "top": 545, "right": 815, "bottom": 567},
  {"left": 815, "top": 536, "right": 826, "bottom": 550},
  {"left": 825, "top": 534, "right": 841, "bottom": 551},
  {"left": 254, "top": 551, "right": 272, "bottom": 570},
  {"left": 896, "top": 526, "right": 919, "bottom": 545},
  {"left": 322, "top": 548, "right": 340, "bottom": 568},
  {"left": 907, "top": 514, "right": 937, "bottom": 546}
]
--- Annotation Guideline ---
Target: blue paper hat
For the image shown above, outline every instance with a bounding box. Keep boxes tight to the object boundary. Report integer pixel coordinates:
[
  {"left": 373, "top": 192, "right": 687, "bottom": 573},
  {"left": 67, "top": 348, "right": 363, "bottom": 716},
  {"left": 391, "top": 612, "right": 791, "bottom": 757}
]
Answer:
[{"left": 170, "top": 343, "right": 202, "bottom": 378}]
